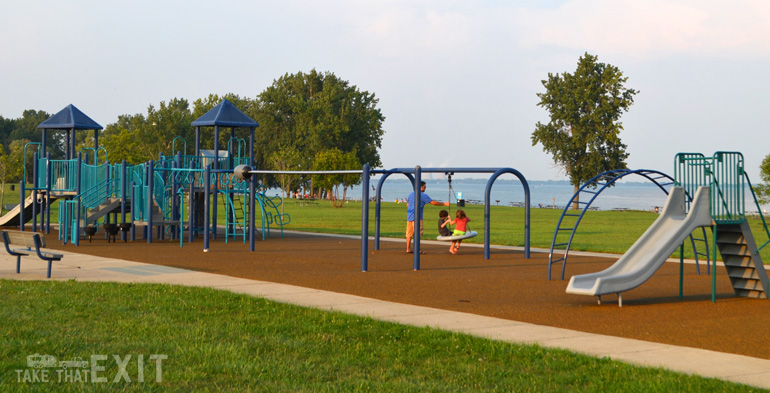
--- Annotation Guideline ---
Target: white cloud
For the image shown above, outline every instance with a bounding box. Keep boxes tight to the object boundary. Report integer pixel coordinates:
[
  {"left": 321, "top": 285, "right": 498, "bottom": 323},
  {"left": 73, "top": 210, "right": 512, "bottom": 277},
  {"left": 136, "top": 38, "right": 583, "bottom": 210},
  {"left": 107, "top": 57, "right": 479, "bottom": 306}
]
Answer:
[{"left": 511, "top": 0, "right": 770, "bottom": 59}]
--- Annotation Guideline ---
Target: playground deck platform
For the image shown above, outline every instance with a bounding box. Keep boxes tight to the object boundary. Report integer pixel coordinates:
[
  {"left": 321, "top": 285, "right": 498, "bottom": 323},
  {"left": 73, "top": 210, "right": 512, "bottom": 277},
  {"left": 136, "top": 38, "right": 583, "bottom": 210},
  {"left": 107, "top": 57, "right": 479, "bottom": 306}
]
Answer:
[{"left": 7, "top": 229, "right": 770, "bottom": 388}]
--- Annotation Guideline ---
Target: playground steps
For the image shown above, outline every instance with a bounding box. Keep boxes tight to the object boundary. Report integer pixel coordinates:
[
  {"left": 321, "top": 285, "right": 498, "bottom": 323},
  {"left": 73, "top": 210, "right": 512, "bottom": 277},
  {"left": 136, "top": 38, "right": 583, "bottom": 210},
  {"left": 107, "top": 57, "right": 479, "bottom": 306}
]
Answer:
[
  {"left": 715, "top": 222, "right": 769, "bottom": 299},
  {"left": 83, "top": 197, "right": 124, "bottom": 226}
]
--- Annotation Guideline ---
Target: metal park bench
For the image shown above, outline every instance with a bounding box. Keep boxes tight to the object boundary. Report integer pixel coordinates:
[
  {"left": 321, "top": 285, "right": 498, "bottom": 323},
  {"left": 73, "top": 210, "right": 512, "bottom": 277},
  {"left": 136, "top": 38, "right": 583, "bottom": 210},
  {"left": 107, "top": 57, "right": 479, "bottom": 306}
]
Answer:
[{"left": 2, "top": 230, "right": 63, "bottom": 279}]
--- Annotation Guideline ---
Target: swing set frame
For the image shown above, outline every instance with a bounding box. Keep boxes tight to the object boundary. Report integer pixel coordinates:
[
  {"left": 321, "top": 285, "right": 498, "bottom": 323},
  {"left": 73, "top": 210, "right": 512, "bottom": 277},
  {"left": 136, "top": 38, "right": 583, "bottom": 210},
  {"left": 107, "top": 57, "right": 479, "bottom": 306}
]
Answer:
[
  {"left": 370, "top": 166, "right": 531, "bottom": 271},
  {"left": 234, "top": 164, "right": 531, "bottom": 272}
]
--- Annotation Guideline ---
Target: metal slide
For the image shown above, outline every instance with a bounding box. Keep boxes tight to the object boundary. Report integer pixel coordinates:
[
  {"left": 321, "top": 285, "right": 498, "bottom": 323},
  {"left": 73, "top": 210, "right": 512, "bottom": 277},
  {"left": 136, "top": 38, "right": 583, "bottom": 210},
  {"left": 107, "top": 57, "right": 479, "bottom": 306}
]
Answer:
[
  {"left": 0, "top": 194, "right": 56, "bottom": 227},
  {"left": 566, "top": 186, "right": 713, "bottom": 306}
]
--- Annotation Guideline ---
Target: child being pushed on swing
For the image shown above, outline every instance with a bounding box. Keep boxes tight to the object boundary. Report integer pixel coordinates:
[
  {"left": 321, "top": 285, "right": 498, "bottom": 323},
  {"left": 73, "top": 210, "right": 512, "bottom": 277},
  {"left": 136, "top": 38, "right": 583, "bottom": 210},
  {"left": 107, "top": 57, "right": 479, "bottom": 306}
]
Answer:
[{"left": 446, "top": 209, "right": 470, "bottom": 254}]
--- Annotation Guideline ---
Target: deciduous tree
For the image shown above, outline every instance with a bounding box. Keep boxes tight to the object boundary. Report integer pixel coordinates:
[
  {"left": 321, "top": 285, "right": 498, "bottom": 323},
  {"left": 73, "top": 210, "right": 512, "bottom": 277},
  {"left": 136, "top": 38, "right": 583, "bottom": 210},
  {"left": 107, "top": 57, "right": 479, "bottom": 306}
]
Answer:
[
  {"left": 756, "top": 154, "right": 770, "bottom": 205},
  {"left": 253, "top": 69, "right": 384, "bottom": 190},
  {"left": 312, "top": 148, "right": 361, "bottom": 208},
  {"left": 532, "top": 53, "right": 637, "bottom": 209}
]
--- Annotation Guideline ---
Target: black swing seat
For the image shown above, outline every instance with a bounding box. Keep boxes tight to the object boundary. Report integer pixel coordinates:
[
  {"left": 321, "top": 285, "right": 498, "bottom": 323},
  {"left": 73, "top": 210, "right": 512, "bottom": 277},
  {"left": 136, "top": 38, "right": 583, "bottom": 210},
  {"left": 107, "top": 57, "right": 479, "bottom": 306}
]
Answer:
[{"left": 436, "top": 231, "right": 478, "bottom": 241}]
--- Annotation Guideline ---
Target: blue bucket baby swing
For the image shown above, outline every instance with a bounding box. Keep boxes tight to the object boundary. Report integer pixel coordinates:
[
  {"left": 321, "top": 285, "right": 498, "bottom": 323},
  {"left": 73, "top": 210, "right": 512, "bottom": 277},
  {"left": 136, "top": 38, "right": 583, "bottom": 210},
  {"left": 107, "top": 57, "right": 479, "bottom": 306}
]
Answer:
[{"left": 436, "top": 173, "right": 478, "bottom": 241}]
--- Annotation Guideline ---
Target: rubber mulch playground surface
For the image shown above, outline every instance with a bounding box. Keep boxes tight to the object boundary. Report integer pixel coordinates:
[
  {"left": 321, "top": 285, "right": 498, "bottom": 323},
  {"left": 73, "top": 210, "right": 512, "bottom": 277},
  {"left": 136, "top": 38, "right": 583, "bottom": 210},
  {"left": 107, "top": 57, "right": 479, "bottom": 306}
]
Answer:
[{"left": 45, "top": 230, "right": 770, "bottom": 360}]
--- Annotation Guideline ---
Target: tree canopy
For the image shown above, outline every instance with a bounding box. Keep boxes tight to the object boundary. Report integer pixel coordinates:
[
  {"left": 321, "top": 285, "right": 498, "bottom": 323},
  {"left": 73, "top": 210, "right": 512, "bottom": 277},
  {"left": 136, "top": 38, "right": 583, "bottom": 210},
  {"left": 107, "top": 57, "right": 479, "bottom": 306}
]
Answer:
[
  {"left": 532, "top": 53, "right": 637, "bottom": 208},
  {"left": 253, "top": 69, "right": 385, "bottom": 174},
  {"left": 1, "top": 69, "right": 385, "bottom": 204}
]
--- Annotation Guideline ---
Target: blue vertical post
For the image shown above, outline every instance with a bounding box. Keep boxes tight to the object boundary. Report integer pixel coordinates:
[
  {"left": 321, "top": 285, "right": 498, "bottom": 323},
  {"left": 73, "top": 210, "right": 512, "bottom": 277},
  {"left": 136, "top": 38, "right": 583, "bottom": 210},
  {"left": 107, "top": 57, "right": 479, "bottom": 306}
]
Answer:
[
  {"left": 212, "top": 126, "right": 219, "bottom": 240},
  {"left": 121, "top": 160, "right": 127, "bottom": 241},
  {"left": 712, "top": 224, "right": 718, "bottom": 303},
  {"left": 37, "top": 154, "right": 45, "bottom": 231},
  {"left": 249, "top": 174, "right": 256, "bottom": 252},
  {"left": 75, "top": 153, "right": 82, "bottom": 246},
  {"left": 41, "top": 129, "right": 47, "bottom": 160},
  {"left": 147, "top": 160, "right": 154, "bottom": 244},
  {"left": 188, "top": 161, "right": 195, "bottom": 244},
  {"left": 104, "top": 160, "right": 111, "bottom": 227},
  {"left": 174, "top": 152, "right": 182, "bottom": 240},
  {"left": 32, "top": 152, "right": 38, "bottom": 232},
  {"left": 19, "top": 180, "right": 25, "bottom": 231},
  {"left": 204, "top": 165, "right": 211, "bottom": 252},
  {"left": 195, "top": 126, "right": 201, "bottom": 157},
  {"left": 130, "top": 182, "right": 136, "bottom": 241},
  {"left": 361, "top": 164, "right": 370, "bottom": 272},
  {"left": 413, "top": 166, "right": 422, "bottom": 271},
  {"left": 45, "top": 152, "right": 52, "bottom": 234},
  {"left": 374, "top": 175, "right": 386, "bottom": 251}
]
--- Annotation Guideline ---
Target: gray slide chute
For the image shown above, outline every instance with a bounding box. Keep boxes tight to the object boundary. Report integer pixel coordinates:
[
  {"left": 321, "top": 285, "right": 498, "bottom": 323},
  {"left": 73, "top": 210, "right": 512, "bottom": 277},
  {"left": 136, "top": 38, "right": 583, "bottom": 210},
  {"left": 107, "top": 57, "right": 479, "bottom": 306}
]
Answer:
[
  {"left": 0, "top": 194, "right": 53, "bottom": 227},
  {"left": 566, "top": 186, "right": 712, "bottom": 306}
]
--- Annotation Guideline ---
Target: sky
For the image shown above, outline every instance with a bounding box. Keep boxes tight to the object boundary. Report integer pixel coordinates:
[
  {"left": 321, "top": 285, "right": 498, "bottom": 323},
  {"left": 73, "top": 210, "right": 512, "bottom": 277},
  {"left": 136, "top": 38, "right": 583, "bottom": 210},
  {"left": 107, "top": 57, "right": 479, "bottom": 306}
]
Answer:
[{"left": 2, "top": 0, "right": 769, "bottom": 181}]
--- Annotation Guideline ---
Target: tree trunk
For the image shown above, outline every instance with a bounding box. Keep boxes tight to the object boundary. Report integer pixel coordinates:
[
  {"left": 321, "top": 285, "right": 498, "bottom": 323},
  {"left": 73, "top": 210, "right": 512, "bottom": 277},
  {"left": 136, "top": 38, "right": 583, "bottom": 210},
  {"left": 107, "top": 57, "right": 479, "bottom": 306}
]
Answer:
[{"left": 572, "top": 184, "right": 580, "bottom": 210}]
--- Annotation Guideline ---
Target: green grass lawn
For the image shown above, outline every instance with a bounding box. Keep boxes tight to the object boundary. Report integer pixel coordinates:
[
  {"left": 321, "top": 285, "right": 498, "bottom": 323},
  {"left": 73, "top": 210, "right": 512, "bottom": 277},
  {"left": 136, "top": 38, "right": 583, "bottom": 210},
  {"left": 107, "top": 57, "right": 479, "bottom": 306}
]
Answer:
[
  {"left": 3, "top": 187, "right": 770, "bottom": 390},
  {"left": 0, "top": 280, "right": 764, "bottom": 392}
]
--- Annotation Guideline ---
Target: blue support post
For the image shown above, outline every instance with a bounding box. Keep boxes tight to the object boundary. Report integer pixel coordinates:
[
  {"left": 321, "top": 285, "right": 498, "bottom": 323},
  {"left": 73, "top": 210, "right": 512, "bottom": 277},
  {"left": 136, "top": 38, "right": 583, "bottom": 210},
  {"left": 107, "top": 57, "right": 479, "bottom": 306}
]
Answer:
[
  {"left": 130, "top": 182, "right": 136, "bottom": 241},
  {"left": 204, "top": 165, "right": 211, "bottom": 252},
  {"left": 46, "top": 152, "right": 52, "bottom": 234},
  {"left": 121, "top": 160, "right": 127, "bottom": 241},
  {"left": 31, "top": 152, "right": 38, "bottom": 232},
  {"left": 413, "top": 166, "right": 422, "bottom": 271},
  {"left": 212, "top": 126, "right": 219, "bottom": 240},
  {"left": 75, "top": 154, "right": 82, "bottom": 246},
  {"left": 249, "top": 174, "right": 256, "bottom": 252},
  {"left": 147, "top": 160, "right": 154, "bottom": 244},
  {"left": 188, "top": 161, "right": 195, "bottom": 244},
  {"left": 19, "top": 179, "right": 25, "bottom": 231},
  {"left": 374, "top": 178, "right": 383, "bottom": 251},
  {"left": 484, "top": 168, "right": 530, "bottom": 259},
  {"left": 361, "top": 164, "right": 370, "bottom": 272}
]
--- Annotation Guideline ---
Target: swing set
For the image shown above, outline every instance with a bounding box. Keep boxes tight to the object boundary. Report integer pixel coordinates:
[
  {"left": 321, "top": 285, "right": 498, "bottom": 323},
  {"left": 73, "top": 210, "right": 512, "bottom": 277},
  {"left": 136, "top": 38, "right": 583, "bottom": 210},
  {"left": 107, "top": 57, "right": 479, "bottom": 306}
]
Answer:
[{"left": 435, "top": 172, "right": 478, "bottom": 241}]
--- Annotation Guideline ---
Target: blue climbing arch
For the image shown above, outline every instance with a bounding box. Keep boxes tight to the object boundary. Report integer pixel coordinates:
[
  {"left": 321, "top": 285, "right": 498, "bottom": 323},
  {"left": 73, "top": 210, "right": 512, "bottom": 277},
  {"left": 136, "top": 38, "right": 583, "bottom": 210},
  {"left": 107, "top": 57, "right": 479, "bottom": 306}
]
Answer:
[{"left": 547, "top": 169, "right": 711, "bottom": 280}]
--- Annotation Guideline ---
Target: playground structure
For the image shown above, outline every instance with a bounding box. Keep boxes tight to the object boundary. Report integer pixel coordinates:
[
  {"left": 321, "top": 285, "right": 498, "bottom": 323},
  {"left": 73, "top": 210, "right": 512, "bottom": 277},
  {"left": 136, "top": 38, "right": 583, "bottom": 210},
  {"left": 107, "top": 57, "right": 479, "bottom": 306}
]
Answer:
[
  {"left": 562, "top": 152, "right": 770, "bottom": 305},
  {"left": 9, "top": 101, "right": 534, "bottom": 273},
  {"left": 4, "top": 101, "right": 294, "bottom": 251},
  {"left": 547, "top": 169, "right": 711, "bottom": 280},
  {"left": 369, "top": 167, "right": 531, "bottom": 271}
]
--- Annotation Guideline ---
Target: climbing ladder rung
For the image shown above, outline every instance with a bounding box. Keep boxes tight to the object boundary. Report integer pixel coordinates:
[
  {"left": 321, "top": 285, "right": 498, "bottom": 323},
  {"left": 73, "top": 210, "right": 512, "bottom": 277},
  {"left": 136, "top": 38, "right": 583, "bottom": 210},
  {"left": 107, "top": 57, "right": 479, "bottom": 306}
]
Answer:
[{"left": 553, "top": 243, "right": 568, "bottom": 248}]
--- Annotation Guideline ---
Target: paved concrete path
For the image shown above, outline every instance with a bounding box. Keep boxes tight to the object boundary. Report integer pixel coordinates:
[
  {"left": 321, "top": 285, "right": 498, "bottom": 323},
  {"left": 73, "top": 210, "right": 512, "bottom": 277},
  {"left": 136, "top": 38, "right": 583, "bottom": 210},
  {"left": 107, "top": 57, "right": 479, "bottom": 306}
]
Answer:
[{"left": 2, "top": 247, "right": 770, "bottom": 390}]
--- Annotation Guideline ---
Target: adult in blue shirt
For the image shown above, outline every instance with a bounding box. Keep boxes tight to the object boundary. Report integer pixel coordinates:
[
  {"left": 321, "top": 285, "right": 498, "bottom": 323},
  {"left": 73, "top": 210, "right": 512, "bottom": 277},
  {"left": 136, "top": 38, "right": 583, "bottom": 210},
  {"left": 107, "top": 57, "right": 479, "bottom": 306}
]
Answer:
[{"left": 406, "top": 181, "right": 449, "bottom": 253}]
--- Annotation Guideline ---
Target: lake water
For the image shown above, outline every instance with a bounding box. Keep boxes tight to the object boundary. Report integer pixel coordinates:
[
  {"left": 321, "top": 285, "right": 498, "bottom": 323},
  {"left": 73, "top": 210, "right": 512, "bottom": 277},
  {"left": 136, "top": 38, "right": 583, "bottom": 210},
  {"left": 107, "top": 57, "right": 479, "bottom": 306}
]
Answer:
[{"left": 271, "top": 178, "right": 770, "bottom": 213}]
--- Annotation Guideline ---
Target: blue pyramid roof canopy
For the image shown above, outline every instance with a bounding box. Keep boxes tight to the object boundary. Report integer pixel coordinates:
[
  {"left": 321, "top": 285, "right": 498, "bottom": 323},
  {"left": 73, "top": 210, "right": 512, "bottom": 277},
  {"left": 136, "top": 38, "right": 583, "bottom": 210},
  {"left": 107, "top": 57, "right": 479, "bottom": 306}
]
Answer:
[
  {"left": 37, "top": 104, "right": 102, "bottom": 130},
  {"left": 191, "top": 99, "right": 258, "bottom": 128}
]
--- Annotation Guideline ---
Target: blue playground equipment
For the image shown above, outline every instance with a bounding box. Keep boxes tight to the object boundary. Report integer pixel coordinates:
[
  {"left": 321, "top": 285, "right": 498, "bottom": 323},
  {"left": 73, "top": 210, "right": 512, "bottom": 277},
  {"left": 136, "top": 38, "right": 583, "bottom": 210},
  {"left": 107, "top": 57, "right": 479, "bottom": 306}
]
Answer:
[
  {"left": 370, "top": 166, "right": 531, "bottom": 271},
  {"left": 5, "top": 100, "right": 294, "bottom": 250},
  {"left": 9, "top": 102, "right": 533, "bottom": 278},
  {"left": 564, "top": 152, "right": 769, "bottom": 305},
  {"left": 547, "top": 169, "right": 711, "bottom": 280}
]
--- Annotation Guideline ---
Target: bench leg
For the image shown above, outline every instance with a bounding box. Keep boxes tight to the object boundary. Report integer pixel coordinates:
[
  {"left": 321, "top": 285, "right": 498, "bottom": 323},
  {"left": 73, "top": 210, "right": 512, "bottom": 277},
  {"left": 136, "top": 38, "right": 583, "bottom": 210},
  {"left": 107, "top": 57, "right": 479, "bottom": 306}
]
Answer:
[
  {"left": 47, "top": 260, "right": 52, "bottom": 279},
  {"left": 16, "top": 255, "right": 21, "bottom": 274}
]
